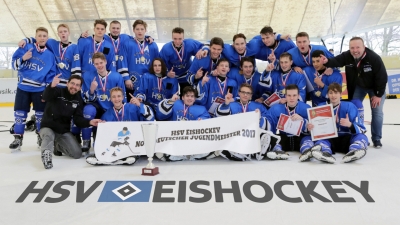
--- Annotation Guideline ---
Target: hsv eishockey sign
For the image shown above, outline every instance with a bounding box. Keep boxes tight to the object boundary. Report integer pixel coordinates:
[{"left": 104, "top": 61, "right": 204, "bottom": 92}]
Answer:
[{"left": 94, "top": 112, "right": 261, "bottom": 162}]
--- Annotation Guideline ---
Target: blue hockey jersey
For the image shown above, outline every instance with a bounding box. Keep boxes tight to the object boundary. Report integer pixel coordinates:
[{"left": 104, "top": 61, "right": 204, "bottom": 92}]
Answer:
[
  {"left": 101, "top": 102, "right": 154, "bottom": 122},
  {"left": 249, "top": 35, "right": 296, "bottom": 65},
  {"left": 268, "top": 70, "right": 307, "bottom": 102},
  {"left": 228, "top": 67, "right": 263, "bottom": 100},
  {"left": 157, "top": 99, "right": 210, "bottom": 121},
  {"left": 287, "top": 45, "right": 334, "bottom": 68},
  {"left": 104, "top": 33, "right": 131, "bottom": 70},
  {"left": 196, "top": 75, "right": 238, "bottom": 110},
  {"left": 186, "top": 53, "right": 225, "bottom": 85}
]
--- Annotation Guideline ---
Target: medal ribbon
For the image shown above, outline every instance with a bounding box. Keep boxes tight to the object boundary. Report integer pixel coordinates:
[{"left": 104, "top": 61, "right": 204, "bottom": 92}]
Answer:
[
  {"left": 35, "top": 43, "right": 46, "bottom": 53},
  {"left": 281, "top": 70, "right": 292, "bottom": 88},
  {"left": 241, "top": 102, "right": 248, "bottom": 113},
  {"left": 111, "top": 36, "right": 120, "bottom": 54},
  {"left": 356, "top": 51, "right": 367, "bottom": 68},
  {"left": 285, "top": 104, "right": 296, "bottom": 116},
  {"left": 216, "top": 77, "right": 228, "bottom": 96},
  {"left": 301, "top": 46, "right": 311, "bottom": 65},
  {"left": 113, "top": 104, "right": 125, "bottom": 121},
  {"left": 173, "top": 42, "right": 184, "bottom": 63},
  {"left": 183, "top": 104, "right": 190, "bottom": 117},
  {"left": 93, "top": 38, "right": 104, "bottom": 53},
  {"left": 136, "top": 39, "right": 146, "bottom": 56},
  {"left": 335, "top": 104, "right": 341, "bottom": 123},
  {"left": 157, "top": 77, "right": 163, "bottom": 93},
  {"left": 59, "top": 43, "right": 69, "bottom": 61},
  {"left": 98, "top": 72, "right": 109, "bottom": 93},
  {"left": 238, "top": 50, "right": 246, "bottom": 64},
  {"left": 210, "top": 56, "right": 220, "bottom": 72}
]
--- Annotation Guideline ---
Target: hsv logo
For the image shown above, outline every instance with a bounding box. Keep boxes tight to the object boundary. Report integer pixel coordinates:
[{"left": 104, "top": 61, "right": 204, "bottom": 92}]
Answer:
[{"left": 98, "top": 181, "right": 152, "bottom": 202}]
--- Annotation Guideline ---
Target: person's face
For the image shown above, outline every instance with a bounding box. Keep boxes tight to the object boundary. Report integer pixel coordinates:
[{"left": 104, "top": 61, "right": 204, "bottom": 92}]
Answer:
[
  {"left": 172, "top": 32, "right": 184, "bottom": 47},
  {"left": 261, "top": 33, "right": 275, "bottom": 46},
  {"left": 279, "top": 56, "right": 293, "bottom": 71},
  {"left": 57, "top": 27, "right": 69, "bottom": 42},
  {"left": 153, "top": 60, "right": 162, "bottom": 74},
  {"left": 66, "top": 78, "right": 81, "bottom": 95},
  {"left": 239, "top": 86, "right": 252, "bottom": 103},
  {"left": 210, "top": 44, "right": 223, "bottom": 59},
  {"left": 296, "top": 36, "right": 310, "bottom": 53},
  {"left": 35, "top": 31, "right": 48, "bottom": 46},
  {"left": 109, "top": 23, "right": 121, "bottom": 36},
  {"left": 182, "top": 92, "right": 195, "bottom": 106},
  {"left": 242, "top": 61, "right": 254, "bottom": 76},
  {"left": 93, "top": 58, "right": 107, "bottom": 73},
  {"left": 312, "top": 56, "right": 325, "bottom": 71},
  {"left": 286, "top": 89, "right": 299, "bottom": 107},
  {"left": 94, "top": 24, "right": 106, "bottom": 38},
  {"left": 134, "top": 24, "right": 146, "bottom": 40},
  {"left": 328, "top": 89, "right": 341, "bottom": 105},
  {"left": 216, "top": 61, "right": 230, "bottom": 76},
  {"left": 233, "top": 37, "right": 246, "bottom": 54},
  {"left": 111, "top": 90, "right": 124, "bottom": 108},
  {"left": 349, "top": 39, "right": 366, "bottom": 59}
]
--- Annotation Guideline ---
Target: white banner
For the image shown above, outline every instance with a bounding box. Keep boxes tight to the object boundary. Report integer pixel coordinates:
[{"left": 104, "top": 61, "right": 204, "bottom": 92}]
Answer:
[
  {"left": 0, "top": 78, "right": 17, "bottom": 103},
  {"left": 94, "top": 112, "right": 261, "bottom": 162}
]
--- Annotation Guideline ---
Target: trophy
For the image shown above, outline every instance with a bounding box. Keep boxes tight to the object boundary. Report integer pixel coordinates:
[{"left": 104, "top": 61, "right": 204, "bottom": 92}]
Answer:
[{"left": 141, "top": 123, "right": 159, "bottom": 176}]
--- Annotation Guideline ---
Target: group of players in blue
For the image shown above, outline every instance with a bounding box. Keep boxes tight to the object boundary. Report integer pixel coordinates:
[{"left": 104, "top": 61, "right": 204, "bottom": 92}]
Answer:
[{"left": 10, "top": 19, "right": 368, "bottom": 168}]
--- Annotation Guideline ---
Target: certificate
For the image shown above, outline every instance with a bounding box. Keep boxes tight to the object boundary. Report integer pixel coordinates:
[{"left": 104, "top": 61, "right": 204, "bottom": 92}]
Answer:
[
  {"left": 264, "top": 92, "right": 281, "bottom": 107},
  {"left": 307, "top": 104, "right": 338, "bottom": 141},
  {"left": 276, "top": 113, "right": 304, "bottom": 136},
  {"left": 208, "top": 96, "right": 225, "bottom": 115}
]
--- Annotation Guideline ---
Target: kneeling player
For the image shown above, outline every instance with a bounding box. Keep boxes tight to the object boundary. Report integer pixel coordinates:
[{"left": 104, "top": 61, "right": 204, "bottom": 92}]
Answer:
[
  {"left": 156, "top": 86, "right": 217, "bottom": 161},
  {"left": 215, "top": 83, "right": 280, "bottom": 161},
  {"left": 300, "top": 83, "right": 367, "bottom": 163},
  {"left": 86, "top": 87, "right": 154, "bottom": 165}
]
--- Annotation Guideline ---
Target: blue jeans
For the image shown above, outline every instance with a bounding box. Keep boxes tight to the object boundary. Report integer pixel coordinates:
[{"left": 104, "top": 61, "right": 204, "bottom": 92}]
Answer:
[{"left": 352, "top": 85, "right": 385, "bottom": 141}]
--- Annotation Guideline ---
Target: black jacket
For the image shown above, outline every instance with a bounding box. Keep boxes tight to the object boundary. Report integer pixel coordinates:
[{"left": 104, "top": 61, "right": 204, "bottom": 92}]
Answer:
[
  {"left": 324, "top": 48, "right": 387, "bottom": 99},
  {"left": 41, "top": 85, "right": 90, "bottom": 134}
]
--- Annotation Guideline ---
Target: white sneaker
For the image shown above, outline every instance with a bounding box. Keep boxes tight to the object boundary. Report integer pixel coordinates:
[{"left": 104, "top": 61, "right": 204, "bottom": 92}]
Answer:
[
  {"left": 266, "top": 150, "right": 289, "bottom": 160},
  {"left": 311, "top": 149, "right": 336, "bottom": 164},
  {"left": 342, "top": 149, "right": 366, "bottom": 163}
]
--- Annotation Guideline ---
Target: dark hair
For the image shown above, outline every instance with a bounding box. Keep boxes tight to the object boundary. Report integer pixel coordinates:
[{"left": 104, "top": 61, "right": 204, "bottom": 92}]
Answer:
[
  {"left": 149, "top": 58, "right": 167, "bottom": 76},
  {"left": 349, "top": 36, "right": 364, "bottom": 44},
  {"left": 210, "top": 37, "right": 224, "bottom": 48},
  {"left": 182, "top": 86, "right": 198, "bottom": 97},
  {"left": 260, "top": 26, "right": 274, "bottom": 35},
  {"left": 280, "top": 52, "right": 293, "bottom": 60},
  {"left": 285, "top": 84, "right": 299, "bottom": 93},
  {"left": 239, "top": 83, "right": 253, "bottom": 93},
  {"left": 328, "top": 83, "right": 342, "bottom": 93},
  {"left": 240, "top": 57, "right": 255, "bottom": 68},
  {"left": 311, "top": 50, "right": 325, "bottom": 58},
  {"left": 216, "top": 58, "right": 230, "bottom": 67},
  {"left": 68, "top": 75, "right": 83, "bottom": 87},
  {"left": 110, "top": 20, "right": 121, "bottom": 26},
  {"left": 233, "top": 33, "right": 246, "bottom": 42},
  {"left": 296, "top": 32, "right": 309, "bottom": 40},
  {"left": 123, "top": 127, "right": 128, "bottom": 131},
  {"left": 172, "top": 27, "right": 184, "bottom": 34},
  {"left": 133, "top": 20, "right": 147, "bottom": 29},
  {"left": 94, "top": 19, "right": 107, "bottom": 28}
]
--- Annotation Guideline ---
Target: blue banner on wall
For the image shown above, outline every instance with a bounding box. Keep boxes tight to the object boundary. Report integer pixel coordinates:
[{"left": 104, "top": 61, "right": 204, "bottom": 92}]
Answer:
[{"left": 388, "top": 74, "right": 400, "bottom": 94}]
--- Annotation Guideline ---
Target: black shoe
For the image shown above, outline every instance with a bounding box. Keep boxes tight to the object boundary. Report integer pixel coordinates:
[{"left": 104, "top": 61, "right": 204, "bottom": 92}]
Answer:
[
  {"left": 41, "top": 150, "right": 53, "bottom": 169},
  {"left": 373, "top": 140, "right": 382, "bottom": 149},
  {"left": 9, "top": 135, "right": 23, "bottom": 152},
  {"left": 343, "top": 149, "right": 366, "bottom": 163},
  {"left": 82, "top": 140, "right": 91, "bottom": 152}
]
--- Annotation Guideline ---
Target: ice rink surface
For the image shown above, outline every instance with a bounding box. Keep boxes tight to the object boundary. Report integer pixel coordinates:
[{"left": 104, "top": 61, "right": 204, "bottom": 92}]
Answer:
[{"left": 0, "top": 99, "right": 399, "bottom": 225}]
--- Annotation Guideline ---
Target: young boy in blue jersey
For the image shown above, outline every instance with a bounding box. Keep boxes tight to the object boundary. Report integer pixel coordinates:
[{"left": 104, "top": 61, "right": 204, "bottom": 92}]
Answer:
[
  {"left": 196, "top": 58, "right": 238, "bottom": 115},
  {"left": 215, "top": 83, "right": 281, "bottom": 161},
  {"left": 156, "top": 86, "right": 217, "bottom": 161},
  {"left": 10, "top": 27, "right": 57, "bottom": 152},
  {"left": 222, "top": 33, "right": 257, "bottom": 69},
  {"left": 186, "top": 37, "right": 225, "bottom": 85},
  {"left": 265, "top": 84, "right": 311, "bottom": 160},
  {"left": 303, "top": 50, "right": 343, "bottom": 107},
  {"left": 118, "top": 20, "right": 159, "bottom": 100},
  {"left": 86, "top": 87, "right": 154, "bottom": 166},
  {"left": 160, "top": 27, "right": 207, "bottom": 91},
  {"left": 77, "top": 19, "right": 116, "bottom": 74},
  {"left": 77, "top": 52, "right": 126, "bottom": 153},
  {"left": 135, "top": 58, "right": 179, "bottom": 118},
  {"left": 300, "top": 83, "right": 368, "bottom": 163}
]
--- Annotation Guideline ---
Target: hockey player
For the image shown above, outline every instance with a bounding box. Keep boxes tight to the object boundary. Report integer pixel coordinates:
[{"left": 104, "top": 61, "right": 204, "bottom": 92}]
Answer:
[
  {"left": 86, "top": 87, "right": 155, "bottom": 165},
  {"left": 135, "top": 58, "right": 179, "bottom": 118},
  {"left": 40, "top": 75, "right": 102, "bottom": 169},
  {"left": 18, "top": 24, "right": 81, "bottom": 86},
  {"left": 118, "top": 19, "right": 159, "bottom": 99},
  {"left": 159, "top": 27, "right": 207, "bottom": 90},
  {"left": 156, "top": 86, "right": 216, "bottom": 161},
  {"left": 222, "top": 33, "right": 257, "bottom": 69},
  {"left": 10, "top": 27, "right": 57, "bottom": 152},
  {"left": 196, "top": 58, "right": 238, "bottom": 115},
  {"left": 303, "top": 50, "right": 343, "bottom": 106},
  {"left": 265, "top": 84, "right": 311, "bottom": 160},
  {"left": 77, "top": 19, "right": 116, "bottom": 74},
  {"left": 186, "top": 37, "right": 225, "bottom": 85},
  {"left": 215, "top": 83, "right": 280, "bottom": 161},
  {"left": 78, "top": 52, "right": 126, "bottom": 152},
  {"left": 299, "top": 83, "right": 368, "bottom": 163}
]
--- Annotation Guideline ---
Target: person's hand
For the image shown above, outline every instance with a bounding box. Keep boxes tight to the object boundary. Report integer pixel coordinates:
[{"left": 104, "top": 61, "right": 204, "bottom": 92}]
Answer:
[
  {"left": 255, "top": 97, "right": 264, "bottom": 103},
  {"left": 225, "top": 90, "right": 234, "bottom": 104},
  {"left": 340, "top": 113, "right": 352, "bottom": 127},
  {"left": 170, "top": 93, "right": 180, "bottom": 102},
  {"left": 268, "top": 49, "right": 276, "bottom": 63},
  {"left": 291, "top": 113, "right": 303, "bottom": 121},
  {"left": 294, "top": 66, "right": 303, "bottom": 73},
  {"left": 22, "top": 48, "right": 33, "bottom": 61},
  {"left": 145, "top": 36, "right": 154, "bottom": 44},
  {"left": 89, "top": 119, "right": 104, "bottom": 126},
  {"left": 201, "top": 72, "right": 209, "bottom": 86},
  {"left": 320, "top": 54, "right": 328, "bottom": 64},
  {"left": 195, "top": 49, "right": 207, "bottom": 59},
  {"left": 81, "top": 30, "right": 89, "bottom": 38},
  {"left": 51, "top": 74, "right": 62, "bottom": 88},
  {"left": 307, "top": 123, "right": 314, "bottom": 131},
  {"left": 371, "top": 96, "right": 382, "bottom": 108},
  {"left": 167, "top": 67, "right": 176, "bottom": 78},
  {"left": 211, "top": 69, "right": 219, "bottom": 77},
  {"left": 279, "top": 98, "right": 287, "bottom": 104},
  {"left": 281, "top": 34, "right": 291, "bottom": 41},
  {"left": 314, "top": 72, "right": 324, "bottom": 88},
  {"left": 125, "top": 80, "right": 133, "bottom": 90},
  {"left": 18, "top": 39, "right": 27, "bottom": 48},
  {"left": 325, "top": 67, "right": 333, "bottom": 75},
  {"left": 265, "top": 61, "right": 275, "bottom": 72},
  {"left": 195, "top": 67, "right": 204, "bottom": 79},
  {"left": 90, "top": 77, "right": 98, "bottom": 94},
  {"left": 255, "top": 108, "right": 261, "bottom": 118},
  {"left": 129, "top": 93, "right": 141, "bottom": 106}
]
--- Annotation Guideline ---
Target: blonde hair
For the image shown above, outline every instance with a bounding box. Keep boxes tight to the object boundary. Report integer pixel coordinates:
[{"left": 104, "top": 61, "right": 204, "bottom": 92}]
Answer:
[{"left": 57, "top": 24, "right": 70, "bottom": 32}]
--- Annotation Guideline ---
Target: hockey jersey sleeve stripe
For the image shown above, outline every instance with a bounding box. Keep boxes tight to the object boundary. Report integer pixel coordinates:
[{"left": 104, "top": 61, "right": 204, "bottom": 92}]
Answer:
[
  {"left": 215, "top": 104, "right": 231, "bottom": 117},
  {"left": 142, "top": 104, "right": 154, "bottom": 121},
  {"left": 159, "top": 100, "right": 173, "bottom": 115},
  {"left": 260, "top": 117, "right": 266, "bottom": 130}
]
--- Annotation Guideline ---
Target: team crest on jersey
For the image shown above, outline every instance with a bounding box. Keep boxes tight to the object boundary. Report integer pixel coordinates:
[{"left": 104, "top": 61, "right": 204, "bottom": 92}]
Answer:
[
  {"left": 130, "top": 75, "right": 137, "bottom": 83},
  {"left": 74, "top": 54, "right": 79, "bottom": 61}
]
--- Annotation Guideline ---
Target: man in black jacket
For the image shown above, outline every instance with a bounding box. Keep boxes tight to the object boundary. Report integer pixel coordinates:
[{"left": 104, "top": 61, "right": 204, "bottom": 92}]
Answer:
[
  {"left": 321, "top": 37, "right": 387, "bottom": 148},
  {"left": 40, "top": 74, "right": 102, "bottom": 169}
]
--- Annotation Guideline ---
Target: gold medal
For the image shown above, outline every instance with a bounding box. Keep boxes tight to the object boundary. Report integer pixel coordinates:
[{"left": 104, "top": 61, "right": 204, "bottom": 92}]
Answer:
[
  {"left": 315, "top": 91, "right": 321, "bottom": 97},
  {"left": 140, "top": 56, "right": 145, "bottom": 63},
  {"left": 157, "top": 93, "right": 163, "bottom": 100},
  {"left": 101, "top": 94, "right": 107, "bottom": 100},
  {"left": 281, "top": 89, "right": 286, "bottom": 95},
  {"left": 115, "top": 55, "right": 119, "bottom": 61},
  {"left": 58, "top": 62, "right": 65, "bottom": 69}
]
